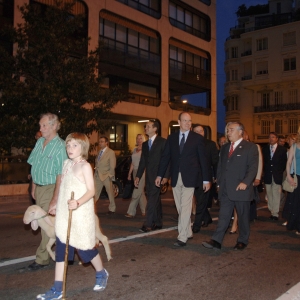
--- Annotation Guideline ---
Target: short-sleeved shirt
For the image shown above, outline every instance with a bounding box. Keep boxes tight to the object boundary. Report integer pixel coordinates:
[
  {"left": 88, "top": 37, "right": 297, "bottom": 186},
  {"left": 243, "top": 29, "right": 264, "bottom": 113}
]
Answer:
[{"left": 27, "top": 135, "right": 67, "bottom": 185}]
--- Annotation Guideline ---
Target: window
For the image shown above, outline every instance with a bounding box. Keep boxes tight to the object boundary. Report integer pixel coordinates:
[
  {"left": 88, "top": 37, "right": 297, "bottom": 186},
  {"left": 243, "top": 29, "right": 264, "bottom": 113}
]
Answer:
[
  {"left": 225, "top": 49, "right": 229, "bottom": 60},
  {"left": 256, "top": 61, "right": 268, "bottom": 75},
  {"left": 289, "top": 119, "right": 298, "bottom": 133},
  {"left": 169, "top": 45, "right": 210, "bottom": 73},
  {"left": 230, "top": 95, "right": 238, "bottom": 111},
  {"left": 256, "top": 38, "right": 268, "bottom": 51},
  {"left": 100, "top": 19, "right": 160, "bottom": 55},
  {"left": 261, "top": 93, "right": 270, "bottom": 108},
  {"left": 261, "top": 120, "right": 270, "bottom": 135},
  {"left": 169, "top": 1, "right": 210, "bottom": 41},
  {"left": 289, "top": 89, "right": 298, "bottom": 103},
  {"left": 284, "top": 57, "right": 296, "bottom": 71},
  {"left": 231, "top": 47, "right": 238, "bottom": 58},
  {"left": 274, "top": 91, "right": 283, "bottom": 106},
  {"left": 275, "top": 120, "right": 282, "bottom": 134},
  {"left": 231, "top": 69, "right": 238, "bottom": 81},
  {"left": 283, "top": 31, "right": 296, "bottom": 46},
  {"left": 109, "top": 124, "right": 127, "bottom": 150}
]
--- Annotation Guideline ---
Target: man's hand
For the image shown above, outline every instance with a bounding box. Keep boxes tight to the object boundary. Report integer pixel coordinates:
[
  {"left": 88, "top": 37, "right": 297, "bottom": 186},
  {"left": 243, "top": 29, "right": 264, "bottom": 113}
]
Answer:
[
  {"left": 48, "top": 198, "right": 57, "bottom": 215},
  {"left": 155, "top": 177, "right": 161, "bottom": 187},
  {"left": 253, "top": 179, "right": 260, "bottom": 186},
  {"left": 236, "top": 182, "right": 247, "bottom": 190},
  {"left": 203, "top": 182, "right": 211, "bottom": 192},
  {"left": 134, "top": 177, "right": 140, "bottom": 188},
  {"left": 161, "top": 178, "right": 168, "bottom": 185}
]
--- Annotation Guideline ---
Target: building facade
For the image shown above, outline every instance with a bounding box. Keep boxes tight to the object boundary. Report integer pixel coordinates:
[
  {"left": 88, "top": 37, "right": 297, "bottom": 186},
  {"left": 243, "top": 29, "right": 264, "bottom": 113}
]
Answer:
[
  {"left": 224, "top": 0, "right": 300, "bottom": 143},
  {"left": 2, "top": 0, "right": 216, "bottom": 151}
]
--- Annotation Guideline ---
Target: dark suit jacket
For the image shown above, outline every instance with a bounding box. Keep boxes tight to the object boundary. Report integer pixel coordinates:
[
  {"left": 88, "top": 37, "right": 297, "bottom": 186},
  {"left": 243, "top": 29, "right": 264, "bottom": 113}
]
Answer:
[
  {"left": 136, "top": 136, "right": 168, "bottom": 189},
  {"left": 217, "top": 140, "right": 258, "bottom": 201},
  {"left": 157, "top": 131, "right": 210, "bottom": 188},
  {"left": 262, "top": 144, "right": 287, "bottom": 184},
  {"left": 204, "top": 138, "right": 219, "bottom": 179}
]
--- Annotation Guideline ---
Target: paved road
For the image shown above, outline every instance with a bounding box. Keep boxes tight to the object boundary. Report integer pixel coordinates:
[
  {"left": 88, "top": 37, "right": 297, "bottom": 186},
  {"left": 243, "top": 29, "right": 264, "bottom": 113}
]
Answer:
[{"left": 0, "top": 190, "right": 300, "bottom": 300}]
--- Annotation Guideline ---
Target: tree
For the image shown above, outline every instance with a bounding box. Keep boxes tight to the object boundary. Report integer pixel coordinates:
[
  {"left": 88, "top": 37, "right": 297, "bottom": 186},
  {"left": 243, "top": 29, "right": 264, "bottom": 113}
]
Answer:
[{"left": 0, "top": 0, "right": 121, "bottom": 155}]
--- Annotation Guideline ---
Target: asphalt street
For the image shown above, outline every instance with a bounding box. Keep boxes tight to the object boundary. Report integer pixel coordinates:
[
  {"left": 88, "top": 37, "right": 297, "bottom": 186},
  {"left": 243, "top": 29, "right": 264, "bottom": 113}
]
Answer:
[{"left": 0, "top": 189, "right": 300, "bottom": 300}]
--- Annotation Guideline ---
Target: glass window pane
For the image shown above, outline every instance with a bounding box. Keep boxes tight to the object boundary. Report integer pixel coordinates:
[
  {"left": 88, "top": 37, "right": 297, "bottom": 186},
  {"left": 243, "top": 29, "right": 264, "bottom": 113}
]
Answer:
[
  {"left": 128, "top": 29, "right": 138, "bottom": 46},
  {"left": 177, "top": 7, "right": 184, "bottom": 23},
  {"left": 139, "top": 33, "right": 149, "bottom": 50},
  {"left": 169, "top": 3, "right": 176, "bottom": 19},
  {"left": 116, "top": 24, "right": 127, "bottom": 43},
  {"left": 170, "top": 45, "right": 177, "bottom": 60},
  {"left": 177, "top": 48, "right": 185, "bottom": 62},
  {"left": 185, "top": 11, "right": 192, "bottom": 27},
  {"left": 103, "top": 20, "right": 115, "bottom": 39}
]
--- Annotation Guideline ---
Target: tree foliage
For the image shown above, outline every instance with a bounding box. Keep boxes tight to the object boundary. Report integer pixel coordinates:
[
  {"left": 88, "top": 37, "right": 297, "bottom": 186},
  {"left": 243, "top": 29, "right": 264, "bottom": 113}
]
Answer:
[{"left": 0, "top": 0, "right": 121, "bottom": 155}]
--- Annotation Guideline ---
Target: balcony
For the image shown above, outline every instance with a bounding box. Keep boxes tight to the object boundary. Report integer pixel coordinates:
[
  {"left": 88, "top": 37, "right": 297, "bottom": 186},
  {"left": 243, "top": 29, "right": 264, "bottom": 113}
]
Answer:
[
  {"left": 116, "top": 0, "right": 161, "bottom": 19},
  {"left": 241, "top": 75, "right": 252, "bottom": 81},
  {"left": 256, "top": 70, "right": 268, "bottom": 75},
  {"left": 169, "top": 18, "right": 210, "bottom": 41},
  {"left": 254, "top": 103, "right": 300, "bottom": 113},
  {"left": 168, "top": 101, "right": 211, "bottom": 115},
  {"left": 169, "top": 59, "right": 211, "bottom": 91},
  {"left": 100, "top": 37, "right": 161, "bottom": 76},
  {"left": 241, "top": 50, "right": 252, "bottom": 57},
  {"left": 126, "top": 93, "right": 160, "bottom": 107}
]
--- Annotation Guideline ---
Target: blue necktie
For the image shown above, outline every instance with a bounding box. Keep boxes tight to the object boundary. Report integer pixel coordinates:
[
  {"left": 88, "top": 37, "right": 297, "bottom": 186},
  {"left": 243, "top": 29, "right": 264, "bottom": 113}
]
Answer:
[
  {"left": 97, "top": 150, "right": 103, "bottom": 161},
  {"left": 148, "top": 139, "right": 152, "bottom": 150},
  {"left": 179, "top": 133, "right": 185, "bottom": 153}
]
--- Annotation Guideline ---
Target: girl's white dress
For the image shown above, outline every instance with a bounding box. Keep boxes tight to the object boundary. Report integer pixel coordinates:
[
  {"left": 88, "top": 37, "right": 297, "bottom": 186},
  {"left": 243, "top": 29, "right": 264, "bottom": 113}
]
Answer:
[{"left": 55, "top": 159, "right": 96, "bottom": 250}]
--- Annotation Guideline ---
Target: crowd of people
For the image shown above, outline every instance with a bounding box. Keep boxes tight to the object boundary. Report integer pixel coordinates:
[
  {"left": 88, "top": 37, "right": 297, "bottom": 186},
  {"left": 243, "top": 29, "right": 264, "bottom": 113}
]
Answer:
[{"left": 26, "top": 112, "right": 300, "bottom": 299}]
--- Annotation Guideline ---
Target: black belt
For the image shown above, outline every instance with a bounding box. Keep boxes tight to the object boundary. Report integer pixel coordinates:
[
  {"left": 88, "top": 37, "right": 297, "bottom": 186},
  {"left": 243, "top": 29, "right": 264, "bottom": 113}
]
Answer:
[{"left": 35, "top": 183, "right": 52, "bottom": 187}]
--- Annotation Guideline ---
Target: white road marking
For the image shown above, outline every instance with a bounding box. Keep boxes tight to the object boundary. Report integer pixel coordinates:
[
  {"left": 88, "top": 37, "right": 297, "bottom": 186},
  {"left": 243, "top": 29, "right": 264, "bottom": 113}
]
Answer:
[{"left": 0, "top": 205, "right": 270, "bottom": 268}]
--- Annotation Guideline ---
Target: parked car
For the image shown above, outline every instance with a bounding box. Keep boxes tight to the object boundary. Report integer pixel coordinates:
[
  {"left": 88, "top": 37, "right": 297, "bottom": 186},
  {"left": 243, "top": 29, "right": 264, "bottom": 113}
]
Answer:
[{"left": 102, "top": 155, "right": 169, "bottom": 198}]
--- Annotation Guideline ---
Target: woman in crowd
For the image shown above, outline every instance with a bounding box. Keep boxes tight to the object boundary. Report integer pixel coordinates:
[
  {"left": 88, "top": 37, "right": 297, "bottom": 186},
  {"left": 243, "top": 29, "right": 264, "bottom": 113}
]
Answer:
[
  {"left": 282, "top": 130, "right": 300, "bottom": 234},
  {"left": 125, "top": 134, "right": 147, "bottom": 218}
]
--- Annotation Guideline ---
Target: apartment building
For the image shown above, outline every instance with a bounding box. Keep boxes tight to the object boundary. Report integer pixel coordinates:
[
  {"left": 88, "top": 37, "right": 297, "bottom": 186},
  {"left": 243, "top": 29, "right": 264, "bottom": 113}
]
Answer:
[
  {"left": 1, "top": 0, "right": 216, "bottom": 150},
  {"left": 224, "top": 0, "right": 300, "bottom": 143}
]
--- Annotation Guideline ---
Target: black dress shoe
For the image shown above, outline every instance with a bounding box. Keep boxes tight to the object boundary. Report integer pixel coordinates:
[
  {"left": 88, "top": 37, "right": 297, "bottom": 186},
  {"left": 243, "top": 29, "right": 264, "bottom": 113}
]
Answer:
[
  {"left": 202, "top": 219, "right": 213, "bottom": 227},
  {"left": 173, "top": 240, "right": 186, "bottom": 247},
  {"left": 151, "top": 225, "right": 162, "bottom": 230},
  {"left": 106, "top": 211, "right": 115, "bottom": 215},
  {"left": 27, "top": 261, "right": 48, "bottom": 271},
  {"left": 202, "top": 239, "right": 221, "bottom": 250},
  {"left": 234, "top": 242, "right": 247, "bottom": 250},
  {"left": 192, "top": 226, "right": 200, "bottom": 233},
  {"left": 139, "top": 226, "right": 151, "bottom": 233}
]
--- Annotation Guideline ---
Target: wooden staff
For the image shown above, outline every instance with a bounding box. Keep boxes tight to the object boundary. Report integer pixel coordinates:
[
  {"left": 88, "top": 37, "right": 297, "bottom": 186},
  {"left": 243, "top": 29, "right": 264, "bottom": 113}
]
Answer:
[{"left": 62, "top": 191, "right": 74, "bottom": 300}]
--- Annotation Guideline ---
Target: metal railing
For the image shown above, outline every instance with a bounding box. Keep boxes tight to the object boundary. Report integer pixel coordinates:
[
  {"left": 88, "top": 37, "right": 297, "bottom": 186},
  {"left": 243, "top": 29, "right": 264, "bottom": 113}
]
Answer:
[{"left": 254, "top": 102, "right": 300, "bottom": 113}]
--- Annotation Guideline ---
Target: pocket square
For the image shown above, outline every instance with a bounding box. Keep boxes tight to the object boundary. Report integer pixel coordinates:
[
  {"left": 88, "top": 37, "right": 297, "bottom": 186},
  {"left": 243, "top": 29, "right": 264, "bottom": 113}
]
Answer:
[{"left": 237, "top": 155, "right": 241, "bottom": 156}]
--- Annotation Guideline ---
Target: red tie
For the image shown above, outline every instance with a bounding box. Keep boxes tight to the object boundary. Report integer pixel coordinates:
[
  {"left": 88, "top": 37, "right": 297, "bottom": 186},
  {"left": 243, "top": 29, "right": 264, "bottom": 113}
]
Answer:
[{"left": 228, "top": 142, "right": 234, "bottom": 158}]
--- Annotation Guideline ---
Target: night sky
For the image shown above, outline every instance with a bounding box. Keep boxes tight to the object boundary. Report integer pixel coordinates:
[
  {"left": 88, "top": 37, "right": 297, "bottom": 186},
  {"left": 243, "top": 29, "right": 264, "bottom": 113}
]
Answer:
[{"left": 216, "top": 0, "right": 266, "bottom": 132}]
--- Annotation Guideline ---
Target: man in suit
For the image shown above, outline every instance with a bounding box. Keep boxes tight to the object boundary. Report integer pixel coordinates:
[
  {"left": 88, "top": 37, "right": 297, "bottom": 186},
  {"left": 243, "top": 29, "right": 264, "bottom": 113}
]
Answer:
[
  {"left": 262, "top": 132, "right": 287, "bottom": 220},
  {"left": 94, "top": 136, "right": 116, "bottom": 214},
  {"left": 192, "top": 124, "right": 219, "bottom": 233},
  {"left": 135, "top": 120, "right": 168, "bottom": 232},
  {"left": 155, "top": 112, "right": 210, "bottom": 247},
  {"left": 202, "top": 122, "right": 258, "bottom": 251}
]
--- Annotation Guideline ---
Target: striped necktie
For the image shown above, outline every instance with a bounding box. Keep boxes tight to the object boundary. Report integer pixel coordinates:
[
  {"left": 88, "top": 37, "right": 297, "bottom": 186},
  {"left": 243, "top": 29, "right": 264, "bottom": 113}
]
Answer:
[{"left": 228, "top": 142, "right": 234, "bottom": 158}]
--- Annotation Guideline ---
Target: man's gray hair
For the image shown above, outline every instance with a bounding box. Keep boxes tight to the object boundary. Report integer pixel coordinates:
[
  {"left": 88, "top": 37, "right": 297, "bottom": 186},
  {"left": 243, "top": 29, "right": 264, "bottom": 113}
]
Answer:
[
  {"left": 226, "top": 121, "right": 244, "bottom": 134},
  {"left": 40, "top": 113, "right": 61, "bottom": 131}
]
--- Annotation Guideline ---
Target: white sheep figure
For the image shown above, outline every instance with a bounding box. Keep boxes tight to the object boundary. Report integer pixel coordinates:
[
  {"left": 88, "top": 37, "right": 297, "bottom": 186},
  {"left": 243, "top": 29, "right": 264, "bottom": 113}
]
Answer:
[{"left": 23, "top": 205, "right": 112, "bottom": 262}]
